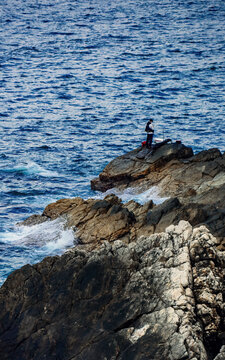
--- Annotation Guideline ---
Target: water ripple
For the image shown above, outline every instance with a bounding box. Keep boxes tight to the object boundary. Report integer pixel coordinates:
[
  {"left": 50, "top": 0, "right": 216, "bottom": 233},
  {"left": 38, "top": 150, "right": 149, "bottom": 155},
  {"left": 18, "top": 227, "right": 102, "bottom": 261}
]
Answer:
[{"left": 0, "top": 0, "right": 225, "bottom": 284}]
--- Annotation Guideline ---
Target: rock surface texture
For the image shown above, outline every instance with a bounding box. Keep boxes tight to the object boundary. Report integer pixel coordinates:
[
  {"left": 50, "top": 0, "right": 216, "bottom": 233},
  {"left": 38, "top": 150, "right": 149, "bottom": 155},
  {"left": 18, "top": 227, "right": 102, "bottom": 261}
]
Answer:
[
  {"left": 21, "top": 145, "right": 225, "bottom": 250},
  {"left": 1, "top": 144, "right": 225, "bottom": 359},
  {"left": 0, "top": 222, "right": 224, "bottom": 360},
  {"left": 91, "top": 143, "right": 194, "bottom": 192},
  {"left": 91, "top": 144, "right": 225, "bottom": 247}
]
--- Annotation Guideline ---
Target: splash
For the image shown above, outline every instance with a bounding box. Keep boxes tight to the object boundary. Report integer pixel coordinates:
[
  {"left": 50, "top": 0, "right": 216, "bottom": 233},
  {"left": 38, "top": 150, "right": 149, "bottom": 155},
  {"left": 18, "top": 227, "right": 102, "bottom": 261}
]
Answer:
[
  {"left": 2, "top": 218, "right": 76, "bottom": 253},
  {"left": 1, "top": 160, "right": 59, "bottom": 177},
  {"left": 93, "top": 186, "right": 168, "bottom": 205},
  {"left": 0, "top": 218, "right": 76, "bottom": 286}
]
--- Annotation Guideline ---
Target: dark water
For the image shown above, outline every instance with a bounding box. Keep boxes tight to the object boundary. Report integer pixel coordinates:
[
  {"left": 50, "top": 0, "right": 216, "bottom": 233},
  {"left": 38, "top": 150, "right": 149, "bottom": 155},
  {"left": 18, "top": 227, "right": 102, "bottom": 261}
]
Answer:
[{"left": 1, "top": 0, "right": 225, "bottom": 285}]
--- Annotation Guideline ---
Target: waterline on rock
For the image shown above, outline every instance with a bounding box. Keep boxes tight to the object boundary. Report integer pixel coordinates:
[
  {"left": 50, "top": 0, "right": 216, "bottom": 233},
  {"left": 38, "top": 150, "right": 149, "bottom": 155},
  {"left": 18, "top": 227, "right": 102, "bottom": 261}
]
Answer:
[
  {"left": 0, "top": 218, "right": 76, "bottom": 285},
  {"left": 93, "top": 186, "right": 168, "bottom": 205},
  {"left": 3, "top": 218, "right": 74, "bottom": 248}
]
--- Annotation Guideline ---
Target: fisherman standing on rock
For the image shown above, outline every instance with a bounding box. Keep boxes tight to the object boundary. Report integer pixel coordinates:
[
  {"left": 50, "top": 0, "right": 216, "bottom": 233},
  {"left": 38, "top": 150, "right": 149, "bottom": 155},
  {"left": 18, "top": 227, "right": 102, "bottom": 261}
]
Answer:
[{"left": 145, "top": 119, "right": 154, "bottom": 149}]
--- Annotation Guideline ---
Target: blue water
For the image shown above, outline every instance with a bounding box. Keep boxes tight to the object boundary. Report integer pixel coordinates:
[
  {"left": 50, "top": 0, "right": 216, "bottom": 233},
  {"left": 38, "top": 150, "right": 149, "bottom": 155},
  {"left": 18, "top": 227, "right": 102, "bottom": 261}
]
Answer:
[{"left": 1, "top": 0, "right": 225, "bottom": 285}]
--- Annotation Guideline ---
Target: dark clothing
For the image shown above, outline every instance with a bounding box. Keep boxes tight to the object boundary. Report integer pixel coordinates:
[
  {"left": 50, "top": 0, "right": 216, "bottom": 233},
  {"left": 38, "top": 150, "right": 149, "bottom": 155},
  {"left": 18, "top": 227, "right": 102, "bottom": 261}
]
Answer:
[
  {"left": 147, "top": 133, "right": 153, "bottom": 148},
  {"left": 145, "top": 121, "right": 154, "bottom": 148}
]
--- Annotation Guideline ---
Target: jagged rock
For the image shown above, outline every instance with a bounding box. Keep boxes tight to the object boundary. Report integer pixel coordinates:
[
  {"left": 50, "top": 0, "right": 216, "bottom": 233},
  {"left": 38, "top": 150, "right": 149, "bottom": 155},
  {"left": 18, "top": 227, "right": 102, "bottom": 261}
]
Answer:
[
  {"left": 17, "top": 197, "right": 212, "bottom": 255},
  {"left": 2, "top": 145, "right": 225, "bottom": 360},
  {"left": 0, "top": 222, "right": 224, "bottom": 360},
  {"left": 89, "top": 146, "right": 225, "bottom": 243},
  {"left": 91, "top": 143, "right": 193, "bottom": 192},
  {"left": 146, "top": 197, "right": 181, "bottom": 226},
  {"left": 173, "top": 203, "right": 208, "bottom": 226},
  {"left": 42, "top": 195, "right": 135, "bottom": 248},
  {"left": 19, "top": 146, "right": 225, "bottom": 247},
  {"left": 189, "top": 226, "right": 225, "bottom": 358},
  {"left": 43, "top": 197, "right": 84, "bottom": 219}
]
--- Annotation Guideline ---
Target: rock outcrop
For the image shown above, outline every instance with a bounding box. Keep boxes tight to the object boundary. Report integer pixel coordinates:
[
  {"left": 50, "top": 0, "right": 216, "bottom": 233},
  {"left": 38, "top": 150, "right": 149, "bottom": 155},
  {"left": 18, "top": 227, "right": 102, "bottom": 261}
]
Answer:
[
  {"left": 90, "top": 144, "right": 225, "bottom": 247},
  {"left": 2, "top": 144, "right": 225, "bottom": 359},
  {"left": 91, "top": 142, "right": 194, "bottom": 192},
  {"left": 19, "top": 145, "right": 225, "bottom": 249},
  {"left": 91, "top": 145, "right": 225, "bottom": 208},
  {"left": 0, "top": 222, "right": 224, "bottom": 360}
]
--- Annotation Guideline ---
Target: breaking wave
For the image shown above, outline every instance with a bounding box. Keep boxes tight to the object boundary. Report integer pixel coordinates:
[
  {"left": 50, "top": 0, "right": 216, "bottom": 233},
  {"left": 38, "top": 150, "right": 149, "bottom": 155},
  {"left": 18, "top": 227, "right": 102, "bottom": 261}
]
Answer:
[
  {"left": 94, "top": 186, "right": 168, "bottom": 205},
  {"left": 0, "top": 218, "right": 76, "bottom": 284},
  {"left": 1, "top": 161, "right": 59, "bottom": 177},
  {"left": 3, "top": 217, "right": 75, "bottom": 250}
]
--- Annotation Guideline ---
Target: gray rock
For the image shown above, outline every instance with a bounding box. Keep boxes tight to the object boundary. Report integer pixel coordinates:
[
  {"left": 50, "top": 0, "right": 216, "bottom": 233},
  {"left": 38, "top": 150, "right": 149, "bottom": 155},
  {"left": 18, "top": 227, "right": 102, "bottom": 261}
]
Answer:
[
  {"left": 6, "top": 145, "right": 225, "bottom": 359},
  {"left": 213, "top": 346, "right": 225, "bottom": 360},
  {"left": 18, "top": 214, "right": 48, "bottom": 226},
  {"left": 0, "top": 222, "right": 224, "bottom": 360},
  {"left": 146, "top": 197, "right": 180, "bottom": 226},
  {"left": 190, "top": 148, "right": 222, "bottom": 162},
  {"left": 91, "top": 143, "right": 193, "bottom": 191}
]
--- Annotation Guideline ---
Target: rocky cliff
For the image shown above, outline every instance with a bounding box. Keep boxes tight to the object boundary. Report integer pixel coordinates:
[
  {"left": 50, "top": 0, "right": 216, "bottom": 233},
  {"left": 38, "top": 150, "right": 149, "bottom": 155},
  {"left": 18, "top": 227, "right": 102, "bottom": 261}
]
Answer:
[
  {"left": 0, "top": 143, "right": 225, "bottom": 359},
  {"left": 0, "top": 222, "right": 224, "bottom": 359},
  {"left": 21, "top": 143, "right": 225, "bottom": 249}
]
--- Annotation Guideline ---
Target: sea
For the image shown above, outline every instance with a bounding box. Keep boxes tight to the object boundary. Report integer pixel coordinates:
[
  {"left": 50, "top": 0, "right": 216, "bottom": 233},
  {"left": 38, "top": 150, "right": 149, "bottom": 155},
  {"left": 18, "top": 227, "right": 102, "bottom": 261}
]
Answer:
[{"left": 1, "top": 0, "right": 225, "bottom": 286}]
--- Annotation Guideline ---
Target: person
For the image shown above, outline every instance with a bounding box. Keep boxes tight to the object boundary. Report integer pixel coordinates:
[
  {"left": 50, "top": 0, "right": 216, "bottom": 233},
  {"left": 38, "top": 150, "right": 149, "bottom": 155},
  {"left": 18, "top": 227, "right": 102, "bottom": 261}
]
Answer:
[{"left": 145, "top": 119, "right": 154, "bottom": 149}]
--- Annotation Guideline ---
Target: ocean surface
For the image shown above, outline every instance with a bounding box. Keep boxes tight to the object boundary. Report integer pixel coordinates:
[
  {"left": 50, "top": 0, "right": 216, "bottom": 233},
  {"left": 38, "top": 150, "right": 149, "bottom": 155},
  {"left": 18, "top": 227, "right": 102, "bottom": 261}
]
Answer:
[{"left": 1, "top": 0, "right": 225, "bottom": 285}]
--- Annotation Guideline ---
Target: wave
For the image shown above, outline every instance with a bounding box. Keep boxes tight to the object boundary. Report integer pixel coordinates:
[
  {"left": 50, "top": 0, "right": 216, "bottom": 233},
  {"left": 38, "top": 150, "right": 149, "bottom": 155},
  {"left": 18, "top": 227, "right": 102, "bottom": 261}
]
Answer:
[
  {"left": 57, "top": 93, "right": 74, "bottom": 100},
  {"left": 1, "top": 161, "right": 59, "bottom": 177},
  {"left": 49, "top": 31, "right": 74, "bottom": 36},
  {"left": 0, "top": 218, "right": 75, "bottom": 285},
  {"left": 93, "top": 186, "right": 168, "bottom": 205},
  {"left": 6, "top": 189, "right": 48, "bottom": 197},
  {"left": 2, "top": 218, "right": 75, "bottom": 252},
  {"left": 57, "top": 74, "right": 74, "bottom": 79}
]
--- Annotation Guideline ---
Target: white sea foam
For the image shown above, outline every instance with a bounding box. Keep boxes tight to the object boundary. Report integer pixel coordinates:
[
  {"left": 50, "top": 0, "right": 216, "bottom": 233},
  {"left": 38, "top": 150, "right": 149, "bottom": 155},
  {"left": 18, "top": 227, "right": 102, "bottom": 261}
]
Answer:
[
  {"left": 4, "top": 160, "right": 59, "bottom": 177},
  {"left": 2, "top": 218, "right": 75, "bottom": 252},
  {"left": 93, "top": 186, "right": 168, "bottom": 205}
]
